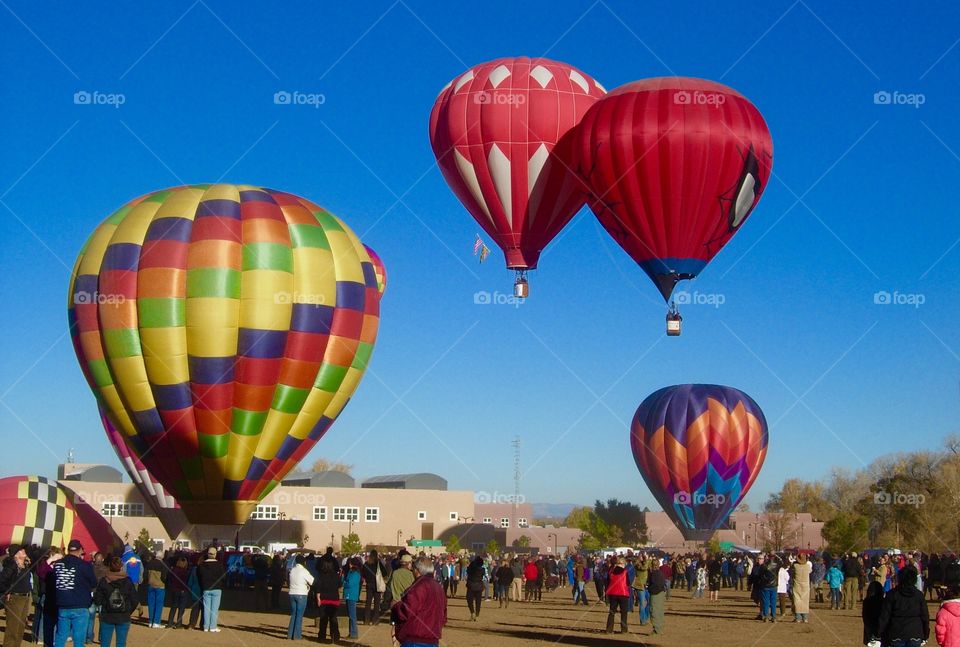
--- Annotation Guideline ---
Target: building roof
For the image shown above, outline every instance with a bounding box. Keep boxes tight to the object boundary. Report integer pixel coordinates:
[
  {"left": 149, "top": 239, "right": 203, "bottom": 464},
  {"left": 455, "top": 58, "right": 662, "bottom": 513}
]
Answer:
[
  {"left": 361, "top": 473, "right": 447, "bottom": 490},
  {"left": 281, "top": 470, "right": 356, "bottom": 488}
]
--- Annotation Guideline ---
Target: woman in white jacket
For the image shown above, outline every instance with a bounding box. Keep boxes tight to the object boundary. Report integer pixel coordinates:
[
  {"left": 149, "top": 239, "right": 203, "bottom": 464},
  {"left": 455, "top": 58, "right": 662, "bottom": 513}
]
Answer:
[
  {"left": 777, "top": 561, "right": 791, "bottom": 618},
  {"left": 287, "top": 555, "right": 315, "bottom": 640}
]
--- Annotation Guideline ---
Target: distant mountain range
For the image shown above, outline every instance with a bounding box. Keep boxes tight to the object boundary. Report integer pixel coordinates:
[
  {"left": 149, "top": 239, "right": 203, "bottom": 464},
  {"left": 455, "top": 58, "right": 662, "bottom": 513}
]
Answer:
[{"left": 531, "top": 502, "right": 579, "bottom": 520}]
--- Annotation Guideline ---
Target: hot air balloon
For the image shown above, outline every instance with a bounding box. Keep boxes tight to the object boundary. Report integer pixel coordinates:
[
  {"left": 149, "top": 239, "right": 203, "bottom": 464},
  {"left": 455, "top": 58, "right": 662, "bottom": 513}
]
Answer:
[
  {"left": 0, "top": 476, "right": 122, "bottom": 552},
  {"left": 69, "top": 184, "right": 382, "bottom": 525},
  {"left": 630, "top": 384, "right": 768, "bottom": 541},
  {"left": 574, "top": 78, "right": 773, "bottom": 332},
  {"left": 430, "top": 57, "right": 605, "bottom": 297},
  {"left": 101, "top": 408, "right": 188, "bottom": 539},
  {"left": 363, "top": 244, "right": 387, "bottom": 296}
]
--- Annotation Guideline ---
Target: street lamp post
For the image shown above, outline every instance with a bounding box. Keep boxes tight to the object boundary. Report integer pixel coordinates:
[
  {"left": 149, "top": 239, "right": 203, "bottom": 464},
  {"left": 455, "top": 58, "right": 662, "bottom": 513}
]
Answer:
[
  {"left": 278, "top": 512, "right": 287, "bottom": 544},
  {"left": 547, "top": 533, "right": 557, "bottom": 554},
  {"left": 396, "top": 529, "right": 403, "bottom": 548}
]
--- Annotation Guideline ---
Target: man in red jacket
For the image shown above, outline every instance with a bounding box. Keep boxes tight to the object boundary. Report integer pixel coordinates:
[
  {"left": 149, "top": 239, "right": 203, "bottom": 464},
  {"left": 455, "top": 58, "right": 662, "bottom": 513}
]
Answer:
[
  {"left": 605, "top": 557, "right": 630, "bottom": 634},
  {"left": 391, "top": 557, "right": 446, "bottom": 647},
  {"left": 523, "top": 559, "right": 539, "bottom": 602}
]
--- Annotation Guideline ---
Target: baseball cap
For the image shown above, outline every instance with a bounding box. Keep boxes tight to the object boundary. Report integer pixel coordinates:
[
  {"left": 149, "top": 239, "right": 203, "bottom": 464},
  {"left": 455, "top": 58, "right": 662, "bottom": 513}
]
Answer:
[
  {"left": 207, "top": 547, "right": 218, "bottom": 557},
  {"left": 67, "top": 539, "right": 84, "bottom": 552},
  {"left": 400, "top": 554, "right": 413, "bottom": 564}
]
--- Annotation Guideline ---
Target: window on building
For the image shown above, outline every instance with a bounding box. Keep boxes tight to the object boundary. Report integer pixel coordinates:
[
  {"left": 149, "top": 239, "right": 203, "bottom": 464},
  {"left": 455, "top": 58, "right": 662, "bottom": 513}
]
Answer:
[
  {"left": 177, "top": 540, "right": 192, "bottom": 549},
  {"left": 517, "top": 517, "right": 528, "bottom": 528},
  {"left": 417, "top": 511, "right": 427, "bottom": 520},
  {"left": 500, "top": 517, "right": 510, "bottom": 528},
  {"left": 333, "top": 506, "right": 359, "bottom": 522},
  {"left": 313, "top": 506, "right": 327, "bottom": 521},
  {"left": 101, "top": 502, "right": 145, "bottom": 517},
  {"left": 471, "top": 542, "right": 484, "bottom": 552},
  {"left": 482, "top": 517, "right": 492, "bottom": 524},
  {"left": 365, "top": 507, "right": 379, "bottom": 522},
  {"left": 449, "top": 512, "right": 458, "bottom": 521},
  {"left": 250, "top": 505, "right": 278, "bottom": 520}
]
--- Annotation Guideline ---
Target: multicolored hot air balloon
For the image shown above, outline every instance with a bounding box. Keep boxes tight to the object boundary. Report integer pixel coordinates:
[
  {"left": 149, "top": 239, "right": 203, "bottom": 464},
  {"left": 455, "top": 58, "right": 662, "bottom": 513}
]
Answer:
[
  {"left": 575, "top": 78, "right": 773, "bottom": 309},
  {"left": 630, "top": 384, "right": 768, "bottom": 541},
  {"left": 0, "top": 476, "right": 122, "bottom": 552},
  {"left": 430, "top": 57, "right": 605, "bottom": 297},
  {"left": 363, "top": 244, "right": 387, "bottom": 296},
  {"left": 101, "top": 408, "right": 188, "bottom": 539},
  {"left": 69, "top": 184, "right": 382, "bottom": 525}
]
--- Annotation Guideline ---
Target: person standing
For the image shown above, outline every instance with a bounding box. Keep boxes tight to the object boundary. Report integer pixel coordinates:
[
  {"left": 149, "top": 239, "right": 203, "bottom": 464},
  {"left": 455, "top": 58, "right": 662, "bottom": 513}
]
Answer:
[
  {"left": 119, "top": 546, "right": 142, "bottom": 621},
  {"left": 52, "top": 540, "right": 97, "bottom": 647},
  {"left": 1, "top": 546, "right": 32, "bottom": 647},
  {"left": 647, "top": 559, "right": 667, "bottom": 635},
  {"left": 826, "top": 560, "right": 844, "bottom": 610},
  {"left": 878, "top": 566, "right": 929, "bottom": 647},
  {"left": 935, "top": 583, "right": 960, "bottom": 647},
  {"left": 494, "top": 560, "right": 513, "bottom": 608},
  {"left": 287, "top": 554, "right": 314, "bottom": 640},
  {"left": 36, "top": 548, "right": 63, "bottom": 646},
  {"left": 165, "top": 556, "right": 189, "bottom": 628},
  {"left": 843, "top": 552, "right": 862, "bottom": 610},
  {"left": 314, "top": 559, "right": 341, "bottom": 644},
  {"left": 707, "top": 555, "right": 722, "bottom": 601},
  {"left": 465, "top": 557, "right": 485, "bottom": 621},
  {"left": 633, "top": 554, "right": 650, "bottom": 625},
  {"left": 361, "top": 551, "right": 386, "bottom": 625},
  {"left": 777, "top": 559, "right": 790, "bottom": 617},
  {"left": 196, "top": 547, "right": 224, "bottom": 632},
  {"left": 143, "top": 552, "right": 166, "bottom": 628},
  {"left": 862, "top": 581, "right": 885, "bottom": 646},
  {"left": 792, "top": 554, "right": 812, "bottom": 623},
  {"left": 93, "top": 557, "right": 137, "bottom": 647},
  {"left": 605, "top": 557, "right": 629, "bottom": 634},
  {"left": 269, "top": 553, "right": 286, "bottom": 610},
  {"left": 509, "top": 558, "right": 523, "bottom": 603},
  {"left": 87, "top": 552, "right": 106, "bottom": 644},
  {"left": 391, "top": 558, "right": 446, "bottom": 647},
  {"left": 388, "top": 555, "right": 415, "bottom": 607},
  {"left": 342, "top": 558, "right": 362, "bottom": 640}
]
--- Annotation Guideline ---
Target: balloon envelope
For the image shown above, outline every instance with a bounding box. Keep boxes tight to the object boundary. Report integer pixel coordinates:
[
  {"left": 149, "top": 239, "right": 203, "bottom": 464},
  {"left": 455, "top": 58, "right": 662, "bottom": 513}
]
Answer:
[
  {"left": 575, "top": 78, "right": 773, "bottom": 300},
  {"left": 0, "top": 476, "right": 122, "bottom": 553},
  {"left": 630, "top": 384, "right": 768, "bottom": 540},
  {"left": 430, "top": 57, "right": 605, "bottom": 270},
  {"left": 363, "top": 244, "right": 387, "bottom": 296},
  {"left": 69, "top": 184, "right": 381, "bottom": 525}
]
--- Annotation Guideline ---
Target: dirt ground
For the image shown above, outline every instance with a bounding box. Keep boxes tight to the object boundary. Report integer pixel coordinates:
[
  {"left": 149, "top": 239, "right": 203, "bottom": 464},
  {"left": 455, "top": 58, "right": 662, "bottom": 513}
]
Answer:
[{"left": 9, "top": 584, "right": 938, "bottom": 646}]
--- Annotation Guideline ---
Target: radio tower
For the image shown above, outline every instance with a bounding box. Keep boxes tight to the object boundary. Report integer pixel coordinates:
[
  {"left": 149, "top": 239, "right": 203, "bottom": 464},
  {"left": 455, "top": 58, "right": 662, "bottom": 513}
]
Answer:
[{"left": 511, "top": 436, "right": 521, "bottom": 514}]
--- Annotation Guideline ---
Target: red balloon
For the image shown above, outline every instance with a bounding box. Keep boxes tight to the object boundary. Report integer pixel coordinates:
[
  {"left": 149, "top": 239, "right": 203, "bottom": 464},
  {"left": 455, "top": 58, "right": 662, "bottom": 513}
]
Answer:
[
  {"left": 430, "top": 57, "right": 605, "bottom": 270},
  {"left": 575, "top": 77, "right": 773, "bottom": 300}
]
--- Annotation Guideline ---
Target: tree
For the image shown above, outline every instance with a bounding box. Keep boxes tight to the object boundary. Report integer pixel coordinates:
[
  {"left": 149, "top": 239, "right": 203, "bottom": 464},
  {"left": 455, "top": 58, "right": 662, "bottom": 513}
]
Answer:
[
  {"left": 763, "top": 512, "right": 797, "bottom": 551},
  {"left": 514, "top": 535, "right": 531, "bottom": 548},
  {"left": 446, "top": 534, "right": 462, "bottom": 554},
  {"left": 134, "top": 528, "right": 153, "bottom": 553},
  {"left": 311, "top": 458, "right": 353, "bottom": 474},
  {"left": 593, "top": 499, "right": 648, "bottom": 544},
  {"left": 822, "top": 511, "right": 869, "bottom": 553},
  {"left": 706, "top": 536, "right": 721, "bottom": 555},
  {"left": 341, "top": 532, "right": 362, "bottom": 555},
  {"left": 484, "top": 539, "right": 500, "bottom": 555},
  {"left": 563, "top": 506, "right": 593, "bottom": 529}
]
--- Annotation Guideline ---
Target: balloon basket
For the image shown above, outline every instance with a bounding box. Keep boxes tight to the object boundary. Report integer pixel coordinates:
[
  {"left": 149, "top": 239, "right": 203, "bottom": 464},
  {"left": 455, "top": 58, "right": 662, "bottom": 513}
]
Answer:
[
  {"left": 666, "top": 302, "right": 682, "bottom": 336},
  {"left": 514, "top": 271, "right": 529, "bottom": 299}
]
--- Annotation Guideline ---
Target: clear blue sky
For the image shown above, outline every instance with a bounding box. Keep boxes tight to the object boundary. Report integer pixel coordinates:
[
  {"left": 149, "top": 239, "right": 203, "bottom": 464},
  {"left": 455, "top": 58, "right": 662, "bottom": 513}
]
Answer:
[{"left": 1, "top": 1, "right": 958, "bottom": 512}]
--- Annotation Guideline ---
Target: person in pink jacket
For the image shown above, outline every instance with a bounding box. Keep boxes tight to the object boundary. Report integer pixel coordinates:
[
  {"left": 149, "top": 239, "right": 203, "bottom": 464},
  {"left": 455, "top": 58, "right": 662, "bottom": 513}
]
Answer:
[{"left": 937, "top": 587, "right": 960, "bottom": 647}]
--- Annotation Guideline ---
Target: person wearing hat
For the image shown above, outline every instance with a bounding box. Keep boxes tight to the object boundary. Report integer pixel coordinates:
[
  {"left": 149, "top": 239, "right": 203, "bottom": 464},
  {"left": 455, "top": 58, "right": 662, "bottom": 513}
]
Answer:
[
  {"left": 843, "top": 551, "right": 862, "bottom": 610},
  {"left": 389, "top": 554, "right": 415, "bottom": 605},
  {"left": 196, "top": 547, "right": 225, "bottom": 632},
  {"left": 1, "top": 545, "right": 33, "bottom": 647},
  {"left": 605, "top": 556, "right": 630, "bottom": 634},
  {"left": 391, "top": 557, "right": 446, "bottom": 647},
  {"left": 52, "top": 539, "right": 97, "bottom": 647}
]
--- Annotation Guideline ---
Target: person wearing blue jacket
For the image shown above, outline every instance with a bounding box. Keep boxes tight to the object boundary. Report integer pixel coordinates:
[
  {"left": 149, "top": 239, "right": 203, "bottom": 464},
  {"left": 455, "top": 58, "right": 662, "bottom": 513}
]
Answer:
[
  {"left": 52, "top": 540, "right": 98, "bottom": 647},
  {"left": 120, "top": 545, "right": 142, "bottom": 620},
  {"left": 826, "top": 560, "right": 845, "bottom": 610},
  {"left": 342, "top": 558, "right": 362, "bottom": 639}
]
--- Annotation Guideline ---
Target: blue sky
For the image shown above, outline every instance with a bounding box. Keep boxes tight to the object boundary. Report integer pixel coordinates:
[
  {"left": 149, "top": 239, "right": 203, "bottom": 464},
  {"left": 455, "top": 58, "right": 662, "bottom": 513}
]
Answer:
[{"left": 1, "top": 1, "right": 958, "bottom": 512}]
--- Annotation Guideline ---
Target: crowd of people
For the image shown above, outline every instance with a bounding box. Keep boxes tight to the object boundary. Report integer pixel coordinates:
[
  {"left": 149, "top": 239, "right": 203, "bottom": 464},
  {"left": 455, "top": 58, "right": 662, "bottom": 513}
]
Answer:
[{"left": 3, "top": 541, "right": 960, "bottom": 647}]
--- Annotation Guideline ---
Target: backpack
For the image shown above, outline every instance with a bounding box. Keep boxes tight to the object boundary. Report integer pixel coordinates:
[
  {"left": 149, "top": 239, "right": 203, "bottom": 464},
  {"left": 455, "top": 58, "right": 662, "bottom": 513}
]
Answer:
[{"left": 107, "top": 581, "right": 128, "bottom": 613}]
